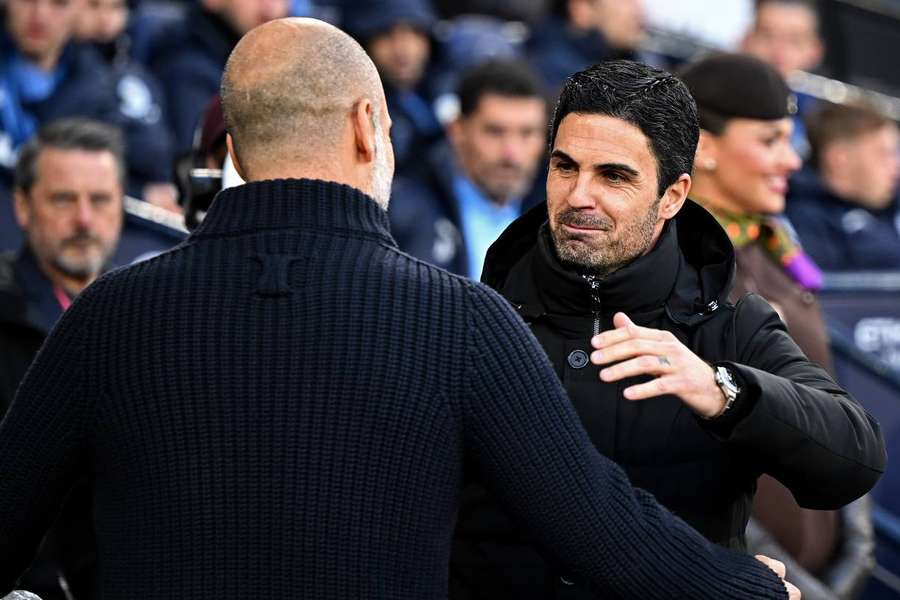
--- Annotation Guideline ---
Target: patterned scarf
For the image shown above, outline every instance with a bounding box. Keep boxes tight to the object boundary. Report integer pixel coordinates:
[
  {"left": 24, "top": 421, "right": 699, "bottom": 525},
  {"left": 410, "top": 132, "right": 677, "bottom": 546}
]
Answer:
[{"left": 700, "top": 203, "right": 823, "bottom": 291}]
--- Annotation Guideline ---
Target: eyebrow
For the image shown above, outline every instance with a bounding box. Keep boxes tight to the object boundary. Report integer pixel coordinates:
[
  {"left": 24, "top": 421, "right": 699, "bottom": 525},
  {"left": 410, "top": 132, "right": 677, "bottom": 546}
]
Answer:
[{"left": 550, "top": 149, "right": 641, "bottom": 179}]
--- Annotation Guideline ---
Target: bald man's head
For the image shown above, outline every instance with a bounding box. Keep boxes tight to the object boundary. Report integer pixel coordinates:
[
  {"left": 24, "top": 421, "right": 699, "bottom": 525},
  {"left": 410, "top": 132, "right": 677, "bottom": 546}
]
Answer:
[{"left": 221, "top": 18, "right": 385, "bottom": 177}]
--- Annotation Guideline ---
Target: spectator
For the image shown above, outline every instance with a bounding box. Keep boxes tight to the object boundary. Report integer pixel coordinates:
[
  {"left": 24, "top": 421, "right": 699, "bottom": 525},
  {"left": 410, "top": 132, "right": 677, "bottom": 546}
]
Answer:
[
  {"left": 0, "top": 0, "right": 118, "bottom": 185},
  {"left": 682, "top": 53, "right": 877, "bottom": 599},
  {"left": 73, "top": 0, "right": 177, "bottom": 209},
  {"left": 344, "top": 0, "right": 443, "bottom": 175},
  {"left": 0, "top": 118, "right": 124, "bottom": 599},
  {"left": 741, "top": 0, "right": 825, "bottom": 157},
  {"left": 389, "top": 59, "right": 546, "bottom": 278},
  {"left": 527, "top": 0, "right": 649, "bottom": 93},
  {"left": 742, "top": 0, "right": 823, "bottom": 77},
  {"left": 151, "top": 0, "right": 290, "bottom": 153},
  {"left": 787, "top": 101, "right": 900, "bottom": 271}
]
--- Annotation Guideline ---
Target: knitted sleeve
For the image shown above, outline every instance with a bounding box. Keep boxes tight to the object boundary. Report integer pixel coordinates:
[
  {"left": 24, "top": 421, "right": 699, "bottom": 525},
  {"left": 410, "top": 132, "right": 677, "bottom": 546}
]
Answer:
[
  {"left": 0, "top": 281, "right": 99, "bottom": 592},
  {"left": 461, "top": 282, "right": 788, "bottom": 599}
]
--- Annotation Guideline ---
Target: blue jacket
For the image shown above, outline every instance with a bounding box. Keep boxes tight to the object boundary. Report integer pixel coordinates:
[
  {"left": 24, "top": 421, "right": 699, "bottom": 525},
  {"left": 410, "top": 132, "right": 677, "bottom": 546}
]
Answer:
[
  {"left": 151, "top": 5, "right": 239, "bottom": 153},
  {"left": 389, "top": 142, "right": 544, "bottom": 277},
  {"left": 786, "top": 168, "right": 900, "bottom": 271},
  {"left": 384, "top": 80, "right": 444, "bottom": 176},
  {"left": 0, "top": 32, "right": 118, "bottom": 183}
]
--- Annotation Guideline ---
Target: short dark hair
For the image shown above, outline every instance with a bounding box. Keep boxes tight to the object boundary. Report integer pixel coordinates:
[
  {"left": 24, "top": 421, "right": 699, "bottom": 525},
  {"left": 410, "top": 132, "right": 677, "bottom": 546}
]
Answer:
[
  {"left": 15, "top": 118, "right": 126, "bottom": 193},
  {"left": 806, "top": 101, "right": 894, "bottom": 169},
  {"left": 457, "top": 59, "right": 546, "bottom": 117},
  {"left": 549, "top": 60, "right": 699, "bottom": 196}
]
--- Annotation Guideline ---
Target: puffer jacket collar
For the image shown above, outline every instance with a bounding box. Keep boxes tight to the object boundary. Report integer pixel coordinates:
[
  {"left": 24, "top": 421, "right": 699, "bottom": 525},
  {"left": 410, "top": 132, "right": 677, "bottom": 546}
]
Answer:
[{"left": 481, "top": 199, "right": 736, "bottom": 327}]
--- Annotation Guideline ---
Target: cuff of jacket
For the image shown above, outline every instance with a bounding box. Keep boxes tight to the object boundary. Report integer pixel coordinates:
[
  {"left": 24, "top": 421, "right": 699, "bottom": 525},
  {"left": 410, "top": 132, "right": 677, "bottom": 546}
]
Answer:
[{"left": 696, "top": 361, "right": 759, "bottom": 438}]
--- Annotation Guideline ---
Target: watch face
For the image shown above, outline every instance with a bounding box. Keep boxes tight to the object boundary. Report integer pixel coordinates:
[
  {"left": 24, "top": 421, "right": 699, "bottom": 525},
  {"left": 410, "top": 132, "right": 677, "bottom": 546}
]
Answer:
[{"left": 716, "top": 367, "right": 739, "bottom": 397}]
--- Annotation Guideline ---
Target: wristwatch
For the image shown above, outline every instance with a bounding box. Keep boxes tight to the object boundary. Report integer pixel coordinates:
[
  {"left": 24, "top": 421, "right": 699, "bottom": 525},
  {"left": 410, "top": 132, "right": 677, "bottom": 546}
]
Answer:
[{"left": 709, "top": 365, "right": 741, "bottom": 419}]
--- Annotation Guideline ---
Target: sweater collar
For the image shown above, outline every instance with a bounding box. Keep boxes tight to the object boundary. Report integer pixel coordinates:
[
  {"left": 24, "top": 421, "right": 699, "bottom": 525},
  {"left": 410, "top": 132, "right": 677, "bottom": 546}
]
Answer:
[{"left": 190, "top": 178, "right": 395, "bottom": 245}]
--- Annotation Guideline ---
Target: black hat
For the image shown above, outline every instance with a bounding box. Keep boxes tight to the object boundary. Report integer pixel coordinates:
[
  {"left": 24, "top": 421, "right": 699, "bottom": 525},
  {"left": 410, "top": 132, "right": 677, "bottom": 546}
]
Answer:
[{"left": 678, "top": 53, "right": 795, "bottom": 132}]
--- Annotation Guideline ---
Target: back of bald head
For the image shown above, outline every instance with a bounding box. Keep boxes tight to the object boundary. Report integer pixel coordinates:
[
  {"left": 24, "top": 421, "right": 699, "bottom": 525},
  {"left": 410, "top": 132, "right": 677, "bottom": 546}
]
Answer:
[{"left": 221, "top": 18, "right": 383, "bottom": 176}]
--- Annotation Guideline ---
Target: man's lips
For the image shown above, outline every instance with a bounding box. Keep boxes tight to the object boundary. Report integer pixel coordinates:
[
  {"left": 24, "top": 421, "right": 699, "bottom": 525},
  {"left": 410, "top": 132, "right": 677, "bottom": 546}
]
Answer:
[{"left": 562, "top": 223, "right": 604, "bottom": 233}]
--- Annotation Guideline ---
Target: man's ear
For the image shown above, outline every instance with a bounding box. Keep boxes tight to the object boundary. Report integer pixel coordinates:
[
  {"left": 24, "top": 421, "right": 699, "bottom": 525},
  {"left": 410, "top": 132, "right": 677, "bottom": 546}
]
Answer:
[
  {"left": 352, "top": 98, "right": 376, "bottom": 164},
  {"left": 12, "top": 189, "right": 30, "bottom": 231},
  {"left": 445, "top": 117, "right": 464, "bottom": 152},
  {"left": 225, "top": 134, "right": 248, "bottom": 181},
  {"left": 658, "top": 173, "right": 691, "bottom": 220}
]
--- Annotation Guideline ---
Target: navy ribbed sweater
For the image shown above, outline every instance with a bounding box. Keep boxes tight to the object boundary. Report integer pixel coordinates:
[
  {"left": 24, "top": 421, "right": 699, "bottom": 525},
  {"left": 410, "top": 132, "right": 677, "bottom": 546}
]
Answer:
[{"left": 0, "top": 179, "right": 788, "bottom": 599}]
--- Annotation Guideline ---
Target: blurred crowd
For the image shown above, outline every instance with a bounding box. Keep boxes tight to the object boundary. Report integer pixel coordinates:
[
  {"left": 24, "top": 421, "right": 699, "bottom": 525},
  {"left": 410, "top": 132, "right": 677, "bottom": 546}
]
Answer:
[
  {"left": 1, "top": 0, "right": 897, "bottom": 270},
  {"left": 1, "top": 0, "right": 900, "bottom": 598}
]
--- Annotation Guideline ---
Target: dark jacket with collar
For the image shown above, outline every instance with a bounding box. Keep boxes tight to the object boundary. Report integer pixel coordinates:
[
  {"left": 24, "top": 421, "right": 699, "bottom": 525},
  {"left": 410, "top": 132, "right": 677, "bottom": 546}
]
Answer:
[
  {"left": 0, "top": 179, "right": 793, "bottom": 600},
  {"left": 0, "top": 248, "right": 63, "bottom": 412},
  {"left": 786, "top": 169, "right": 900, "bottom": 271},
  {"left": 151, "top": 5, "right": 239, "bottom": 153},
  {"left": 450, "top": 200, "right": 885, "bottom": 599},
  {"left": 0, "top": 248, "right": 94, "bottom": 600},
  {"left": 389, "top": 141, "right": 544, "bottom": 277}
]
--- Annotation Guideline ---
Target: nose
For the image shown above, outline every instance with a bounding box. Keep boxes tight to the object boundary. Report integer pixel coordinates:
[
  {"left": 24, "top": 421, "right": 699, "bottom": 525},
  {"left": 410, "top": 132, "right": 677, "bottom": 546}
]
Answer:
[
  {"left": 780, "top": 142, "right": 802, "bottom": 173},
  {"left": 32, "top": 0, "right": 53, "bottom": 22},
  {"left": 501, "top": 137, "right": 522, "bottom": 164},
  {"left": 73, "top": 195, "right": 95, "bottom": 229},
  {"left": 566, "top": 172, "right": 597, "bottom": 209}
]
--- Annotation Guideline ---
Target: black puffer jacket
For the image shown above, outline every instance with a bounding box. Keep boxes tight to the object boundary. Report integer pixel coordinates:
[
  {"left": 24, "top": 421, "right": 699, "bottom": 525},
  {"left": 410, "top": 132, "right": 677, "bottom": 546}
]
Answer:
[{"left": 450, "top": 200, "right": 886, "bottom": 599}]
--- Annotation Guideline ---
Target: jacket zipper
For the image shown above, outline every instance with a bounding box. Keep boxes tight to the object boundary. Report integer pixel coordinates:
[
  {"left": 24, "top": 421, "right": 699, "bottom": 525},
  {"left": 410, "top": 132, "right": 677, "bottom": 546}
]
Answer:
[{"left": 584, "top": 275, "right": 603, "bottom": 337}]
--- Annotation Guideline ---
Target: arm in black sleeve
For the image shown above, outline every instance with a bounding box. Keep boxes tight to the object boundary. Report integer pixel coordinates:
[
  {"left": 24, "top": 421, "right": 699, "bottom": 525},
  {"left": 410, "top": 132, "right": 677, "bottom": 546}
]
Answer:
[
  {"left": 706, "top": 293, "right": 885, "bottom": 509},
  {"left": 461, "top": 283, "right": 789, "bottom": 599},
  {"left": 0, "top": 286, "right": 98, "bottom": 593}
]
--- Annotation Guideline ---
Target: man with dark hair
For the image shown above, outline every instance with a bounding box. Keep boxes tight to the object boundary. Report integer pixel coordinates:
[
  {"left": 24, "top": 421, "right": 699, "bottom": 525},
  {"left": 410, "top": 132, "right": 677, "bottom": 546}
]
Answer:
[
  {"left": 451, "top": 60, "right": 884, "bottom": 599},
  {"left": 2, "top": 118, "right": 124, "bottom": 410},
  {"left": 786, "top": 101, "right": 900, "bottom": 270},
  {"left": 0, "top": 118, "right": 124, "bottom": 599},
  {"left": 390, "top": 58, "right": 547, "bottom": 278},
  {"left": 0, "top": 18, "right": 802, "bottom": 599}
]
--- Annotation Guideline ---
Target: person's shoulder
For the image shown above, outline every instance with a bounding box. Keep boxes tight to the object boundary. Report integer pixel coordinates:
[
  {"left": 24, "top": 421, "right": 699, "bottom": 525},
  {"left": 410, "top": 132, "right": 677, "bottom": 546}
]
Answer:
[
  {"left": 87, "top": 244, "right": 188, "bottom": 297},
  {"left": 385, "top": 242, "right": 470, "bottom": 286},
  {"left": 730, "top": 292, "right": 785, "bottom": 339},
  {"left": 66, "top": 43, "right": 115, "bottom": 84}
]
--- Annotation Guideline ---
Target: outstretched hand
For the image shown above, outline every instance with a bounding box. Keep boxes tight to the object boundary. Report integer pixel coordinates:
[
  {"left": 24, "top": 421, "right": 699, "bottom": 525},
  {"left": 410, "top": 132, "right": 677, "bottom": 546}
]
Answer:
[{"left": 590, "top": 312, "right": 727, "bottom": 419}]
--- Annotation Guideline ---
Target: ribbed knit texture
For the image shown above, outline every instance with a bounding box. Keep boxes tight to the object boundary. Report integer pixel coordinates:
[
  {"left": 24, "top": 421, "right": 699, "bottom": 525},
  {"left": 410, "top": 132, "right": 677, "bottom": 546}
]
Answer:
[{"left": 0, "top": 179, "right": 787, "bottom": 599}]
